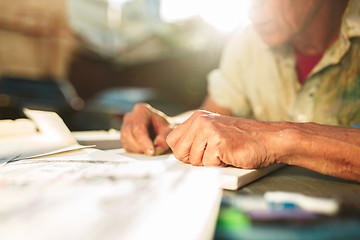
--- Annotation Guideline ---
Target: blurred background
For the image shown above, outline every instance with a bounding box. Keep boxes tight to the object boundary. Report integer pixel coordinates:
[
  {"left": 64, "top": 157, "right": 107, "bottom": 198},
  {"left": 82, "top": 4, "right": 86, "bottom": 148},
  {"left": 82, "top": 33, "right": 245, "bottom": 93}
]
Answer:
[{"left": 0, "top": 0, "right": 249, "bottom": 131}]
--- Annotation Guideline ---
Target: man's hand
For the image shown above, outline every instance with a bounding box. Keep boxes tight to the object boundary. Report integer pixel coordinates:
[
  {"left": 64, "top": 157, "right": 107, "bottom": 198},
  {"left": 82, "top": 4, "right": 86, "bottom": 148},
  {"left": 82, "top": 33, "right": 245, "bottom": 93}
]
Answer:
[
  {"left": 166, "top": 110, "right": 277, "bottom": 168},
  {"left": 166, "top": 110, "right": 360, "bottom": 182},
  {"left": 121, "top": 103, "right": 173, "bottom": 156}
]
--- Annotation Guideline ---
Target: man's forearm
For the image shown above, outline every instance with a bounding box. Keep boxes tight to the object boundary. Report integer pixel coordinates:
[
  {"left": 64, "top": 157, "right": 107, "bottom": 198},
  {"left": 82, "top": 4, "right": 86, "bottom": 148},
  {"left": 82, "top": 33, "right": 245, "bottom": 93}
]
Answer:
[{"left": 271, "top": 122, "right": 360, "bottom": 182}]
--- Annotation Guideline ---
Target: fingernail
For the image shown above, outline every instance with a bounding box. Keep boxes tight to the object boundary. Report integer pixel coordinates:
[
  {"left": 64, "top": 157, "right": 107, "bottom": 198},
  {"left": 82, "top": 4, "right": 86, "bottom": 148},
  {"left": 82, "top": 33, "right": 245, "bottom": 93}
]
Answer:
[{"left": 146, "top": 148, "right": 154, "bottom": 156}]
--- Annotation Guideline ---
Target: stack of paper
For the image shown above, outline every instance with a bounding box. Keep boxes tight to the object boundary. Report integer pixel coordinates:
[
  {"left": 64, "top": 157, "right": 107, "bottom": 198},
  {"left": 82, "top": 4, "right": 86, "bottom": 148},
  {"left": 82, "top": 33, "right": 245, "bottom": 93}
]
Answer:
[
  {"left": 0, "top": 109, "right": 283, "bottom": 239},
  {"left": 0, "top": 147, "right": 221, "bottom": 240},
  {"left": 0, "top": 109, "right": 222, "bottom": 240}
]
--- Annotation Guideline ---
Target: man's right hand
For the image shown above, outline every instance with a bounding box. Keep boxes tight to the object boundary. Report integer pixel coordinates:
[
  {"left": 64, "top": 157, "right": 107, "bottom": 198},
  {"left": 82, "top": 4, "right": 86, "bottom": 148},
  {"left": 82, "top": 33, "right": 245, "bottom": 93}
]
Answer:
[{"left": 120, "top": 103, "right": 174, "bottom": 156}]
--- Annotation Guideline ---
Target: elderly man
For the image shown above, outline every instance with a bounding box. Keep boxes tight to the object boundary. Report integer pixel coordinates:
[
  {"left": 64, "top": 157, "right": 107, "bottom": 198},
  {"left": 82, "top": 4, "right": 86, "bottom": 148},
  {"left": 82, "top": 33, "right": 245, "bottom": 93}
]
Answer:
[{"left": 120, "top": 0, "right": 360, "bottom": 182}]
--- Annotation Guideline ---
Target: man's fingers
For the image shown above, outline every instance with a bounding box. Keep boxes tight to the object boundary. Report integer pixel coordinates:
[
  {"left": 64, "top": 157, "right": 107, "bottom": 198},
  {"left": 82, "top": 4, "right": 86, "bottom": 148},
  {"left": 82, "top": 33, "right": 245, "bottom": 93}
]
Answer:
[
  {"left": 166, "top": 110, "right": 211, "bottom": 147},
  {"left": 188, "top": 136, "right": 206, "bottom": 166},
  {"left": 202, "top": 142, "right": 224, "bottom": 167},
  {"left": 167, "top": 111, "right": 218, "bottom": 163},
  {"left": 121, "top": 128, "right": 143, "bottom": 153},
  {"left": 153, "top": 133, "right": 170, "bottom": 155},
  {"left": 167, "top": 118, "right": 202, "bottom": 163},
  {"left": 154, "top": 145, "right": 170, "bottom": 155},
  {"left": 169, "top": 133, "right": 192, "bottom": 163},
  {"left": 121, "top": 113, "right": 154, "bottom": 155},
  {"left": 132, "top": 124, "right": 155, "bottom": 155},
  {"left": 120, "top": 103, "right": 176, "bottom": 156}
]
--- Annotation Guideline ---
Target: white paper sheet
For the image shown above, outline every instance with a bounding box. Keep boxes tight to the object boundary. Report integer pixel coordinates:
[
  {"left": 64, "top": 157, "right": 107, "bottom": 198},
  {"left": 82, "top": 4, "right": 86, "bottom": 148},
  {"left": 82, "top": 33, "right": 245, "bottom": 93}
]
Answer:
[
  {"left": 107, "top": 148, "right": 284, "bottom": 190},
  {"left": 0, "top": 148, "right": 221, "bottom": 240},
  {"left": 0, "top": 109, "right": 91, "bottom": 165}
]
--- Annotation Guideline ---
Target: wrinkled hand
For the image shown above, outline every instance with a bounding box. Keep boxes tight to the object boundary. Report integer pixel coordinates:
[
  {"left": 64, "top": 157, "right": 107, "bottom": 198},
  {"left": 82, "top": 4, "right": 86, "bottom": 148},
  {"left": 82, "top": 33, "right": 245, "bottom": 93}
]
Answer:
[
  {"left": 121, "top": 103, "right": 173, "bottom": 155},
  {"left": 166, "top": 111, "right": 277, "bottom": 168}
]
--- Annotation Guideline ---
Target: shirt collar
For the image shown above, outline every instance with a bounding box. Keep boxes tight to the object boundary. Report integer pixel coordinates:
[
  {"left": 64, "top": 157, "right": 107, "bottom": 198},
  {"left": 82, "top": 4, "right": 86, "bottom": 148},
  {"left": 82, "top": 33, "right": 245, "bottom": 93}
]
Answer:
[
  {"left": 312, "top": 0, "right": 360, "bottom": 75},
  {"left": 343, "top": 0, "right": 360, "bottom": 38}
]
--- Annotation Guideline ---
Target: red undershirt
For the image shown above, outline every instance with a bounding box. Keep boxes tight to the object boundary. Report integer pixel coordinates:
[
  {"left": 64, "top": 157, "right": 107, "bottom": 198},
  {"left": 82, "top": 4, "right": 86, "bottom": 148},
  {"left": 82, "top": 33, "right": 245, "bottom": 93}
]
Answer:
[{"left": 295, "top": 50, "right": 323, "bottom": 85}]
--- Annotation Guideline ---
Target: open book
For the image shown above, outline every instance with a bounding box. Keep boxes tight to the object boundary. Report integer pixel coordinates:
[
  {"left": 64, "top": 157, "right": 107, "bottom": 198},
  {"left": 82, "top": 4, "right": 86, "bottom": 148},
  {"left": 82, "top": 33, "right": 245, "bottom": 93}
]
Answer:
[{"left": 0, "top": 109, "right": 283, "bottom": 190}]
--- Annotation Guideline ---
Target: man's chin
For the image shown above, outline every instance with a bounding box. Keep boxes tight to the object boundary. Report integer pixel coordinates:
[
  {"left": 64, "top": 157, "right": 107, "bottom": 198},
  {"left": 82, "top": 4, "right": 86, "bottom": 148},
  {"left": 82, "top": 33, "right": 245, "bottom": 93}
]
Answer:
[{"left": 256, "top": 31, "right": 290, "bottom": 47}]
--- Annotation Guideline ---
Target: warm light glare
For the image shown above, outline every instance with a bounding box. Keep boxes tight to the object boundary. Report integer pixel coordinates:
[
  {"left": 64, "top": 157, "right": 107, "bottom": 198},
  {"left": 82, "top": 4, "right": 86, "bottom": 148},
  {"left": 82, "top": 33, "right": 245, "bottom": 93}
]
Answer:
[{"left": 161, "top": 0, "right": 250, "bottom": 32}]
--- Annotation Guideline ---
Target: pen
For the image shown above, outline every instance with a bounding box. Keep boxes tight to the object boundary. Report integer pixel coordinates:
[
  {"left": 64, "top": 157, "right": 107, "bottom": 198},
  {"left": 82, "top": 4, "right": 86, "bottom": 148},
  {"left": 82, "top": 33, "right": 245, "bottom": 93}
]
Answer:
[
  {"left": 264, "top": 191, "right": 339, "bottom": 216},
  {"left": 222, "top": 191, "right": 339, "bottom": 219}
]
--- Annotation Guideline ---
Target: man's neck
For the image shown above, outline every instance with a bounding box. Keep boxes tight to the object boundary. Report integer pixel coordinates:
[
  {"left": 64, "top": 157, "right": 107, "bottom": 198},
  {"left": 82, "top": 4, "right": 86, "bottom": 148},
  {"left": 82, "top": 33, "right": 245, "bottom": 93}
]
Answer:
[{"left": 292, "top": 0, "right": 349, "bottom": 55}]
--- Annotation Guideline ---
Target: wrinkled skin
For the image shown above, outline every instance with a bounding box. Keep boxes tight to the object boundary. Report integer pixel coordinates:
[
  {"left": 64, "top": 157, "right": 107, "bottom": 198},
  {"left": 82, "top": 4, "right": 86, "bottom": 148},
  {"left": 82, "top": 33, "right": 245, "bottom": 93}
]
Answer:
[
  {"left": 121, "top": 107, "right": 276, "bottom": 168},
  {"left": 121, "top": 105, "right": 360, "bottom": 182},
  {"left": 166, "top": 111, "right": 275, "bottom": 169}
]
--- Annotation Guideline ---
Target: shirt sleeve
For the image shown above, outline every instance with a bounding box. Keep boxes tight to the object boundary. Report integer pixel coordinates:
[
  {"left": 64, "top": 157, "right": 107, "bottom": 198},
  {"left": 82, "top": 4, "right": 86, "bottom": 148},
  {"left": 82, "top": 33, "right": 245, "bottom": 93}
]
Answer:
[
  {"left": 207, "top": 69, "right": 250, "bottom": 117},
  {"left": 207, "top": 27, "right": 252, "bottom": 117}
]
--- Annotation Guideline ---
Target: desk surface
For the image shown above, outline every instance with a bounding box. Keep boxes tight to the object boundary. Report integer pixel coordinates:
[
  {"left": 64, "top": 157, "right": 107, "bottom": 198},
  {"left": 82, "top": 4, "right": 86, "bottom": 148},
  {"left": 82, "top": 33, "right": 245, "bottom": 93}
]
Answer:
[
  {"left": 230, "top": 165, "right": 360, "bottom": 202},
  {"left": 217, "top": 166, "right": 360, "bottom": 240}
]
